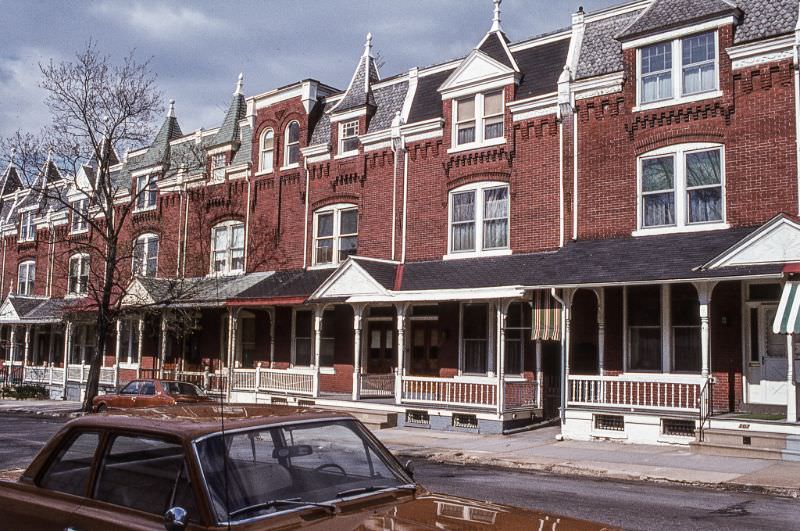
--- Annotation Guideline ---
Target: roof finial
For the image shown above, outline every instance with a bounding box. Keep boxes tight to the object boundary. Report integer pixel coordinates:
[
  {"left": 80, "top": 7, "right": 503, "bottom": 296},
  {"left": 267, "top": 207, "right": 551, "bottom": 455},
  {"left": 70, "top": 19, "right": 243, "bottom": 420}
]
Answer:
[
  {"left": 235, "top": 73, "right": 244, "bottom": 95},
  {"left": 47, "top": 146, "right": 54, "bottom": 160},
  {"left": 363, "top": 32, "right": 373, "bottom": 58},
  {"left": 9, "top": 147, "right": 16, "bottom": 165},
  {"left": 491, "top": 0, "right": 502, "bottom": 32},
  {"left": 167, "top": 99, "right": 176, "bottom": 118}
]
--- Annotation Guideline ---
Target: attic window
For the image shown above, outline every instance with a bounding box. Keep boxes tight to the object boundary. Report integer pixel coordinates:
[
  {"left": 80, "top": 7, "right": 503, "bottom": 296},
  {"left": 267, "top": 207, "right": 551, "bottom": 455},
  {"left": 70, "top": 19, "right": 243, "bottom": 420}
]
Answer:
[
  {"left": 18, "top": 211, "right": 35, "bottom": 242},
  {"left": 135, "top": 174, "right": 157, "bottom": 211},
  {"left": 71, "top": 199, "right": 88, "bottom": 233},
  {"left": 211, "top": 153, "right": 226, "bottom": 181},
  {"left": 453, "top": 91, "right": 504, "bottom": 148},
  {"left": 339, "top": 120, "right": 359, "bottom": 155}
]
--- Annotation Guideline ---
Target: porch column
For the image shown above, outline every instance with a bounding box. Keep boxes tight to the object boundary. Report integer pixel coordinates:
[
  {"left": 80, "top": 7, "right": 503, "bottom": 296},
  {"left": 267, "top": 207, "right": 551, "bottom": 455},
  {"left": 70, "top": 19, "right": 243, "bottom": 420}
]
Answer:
[
  {"left": 136, "top": 317, "right": 144, "bottom": 379},
  {"left": 23, "top": 325, "right": 31, "bottom": 367},
  {"left": 535, "top": 340, "right": 544, "bottom": 410},
  {"left": 227, "top": 308, "right": 239, "bottom": 400},
  {"left": 61, "top": 321, "right": 71, "bottom": 399},
  {"left": 496, "top": 301, "right": 510, "bottom": 416},
  {"left": 595, "top": 288, "right": 606, "bottom": 375},
  {"left": 266, "top": 307, "right": 276, "bottom": 368},
  {"left": 352, "top": 304, "right": 365, "bottom": 401},
  {"left": 553, "top": 288, "right": 574, "bottom": 424},
  {"left": 113, "top": 320, "right": 122, "bottom": 387},
  {"left": 788, "top": 335, "right": 797, "bottom": 422},
  {"left": 9, "top": 326, "right": 17, "bottom": 364},
  {"left": 395, "top": 303, "right": 408, "bottom": 405},
  {"left": 487, "top": 302, "right": 496, "bottom": 377},
  {"left": 159, "top": 314, "right": 168, "bottom": 379},
  {"left": 312, "top": 306, "right": 323, "bottom": 398},
  {"left": 694, "top": 282, "right": 717, "bottom": 378}
]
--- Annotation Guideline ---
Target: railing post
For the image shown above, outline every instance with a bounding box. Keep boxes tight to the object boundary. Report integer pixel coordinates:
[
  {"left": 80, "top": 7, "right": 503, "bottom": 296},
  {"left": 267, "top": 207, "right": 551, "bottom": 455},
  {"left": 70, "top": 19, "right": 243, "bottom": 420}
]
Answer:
[
  {"left": 255, "top": 362, "right": 262, "bottom": 391},
  {"left": 114, "top": 320, "right": 122, "bottom": 387},
  {"left": 61, "top": 321, "right": 71, "bottom": 400},
  {"left": 693, "top": 282, "right": 716, "bottom": 378},
  {"left": 227, "top": 308, "right": 239, "bottom": 401},
  {"left": 352, "top": 304, "right": 365, "bottom": 401},
  {"left": 595, "top": 288, "right": 605, "bottom": 376},
  {"left": 312, "top": 306, "right": 323, "bottom": 398},
  {"left": 787, "top": 335, "right": 797, "bottom": 422},
  {"left": 203, "top": 365, "right": 211, "bottom": 391},
  {"left": 136, "top": 317, "right": 144, "bottom": 379},
  {"left": 9, "top": 326, "right": 17, "bottom": 365},
  {"left": 497, "top": 300, "right": 509, "bottom": 416},
  {"left": 395, "top": 303, "right": 408, "bottom": 405}
]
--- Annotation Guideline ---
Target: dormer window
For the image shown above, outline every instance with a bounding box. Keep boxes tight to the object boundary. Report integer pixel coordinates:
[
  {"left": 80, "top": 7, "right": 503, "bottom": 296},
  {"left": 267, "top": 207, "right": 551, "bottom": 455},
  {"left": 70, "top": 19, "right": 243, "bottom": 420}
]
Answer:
[
  {"left": 284, "top": 121, "right": 300, "bottom": 168},
  {"left": 638, "top": 32, "right": 718, "bottom": 107},
  {"left": 339, "top": 120, "right": 359, "bottom": 155},
  {"left": 18, "top": 211, "right": 35, "bottom": 242},
  {"left": 453, "top": 91, "right": 504, "bottom": 148},
  {"left": 211, "top": 153, "right": 226, "bottom": 181},
  {"left": 259, "top": 129, "right": 274, "bottom": 173},
  {"left": 71, "top": 199, "right": 88, "bottom": 233},
  {"left": 135, "top": 174, "right": 157, "bottom": 211}
]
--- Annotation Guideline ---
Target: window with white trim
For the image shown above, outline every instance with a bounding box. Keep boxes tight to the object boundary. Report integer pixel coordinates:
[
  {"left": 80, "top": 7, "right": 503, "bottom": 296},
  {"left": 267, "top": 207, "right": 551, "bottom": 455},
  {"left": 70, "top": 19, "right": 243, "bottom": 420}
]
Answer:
[
  {"left": 638, "top": 32, "right": 718, "bottom": 106},
  {"left": 638, "top": 144, "right": 724, "bottom": 231},
  {"left": 68, "top": 254, "right": 89, "bottom": 296},
  {"left": 210, "top": 221, "right": 244, "bottom": 275},
  {"left": 453, "top": 91, "right": 504, "bottom": 147},
  {"left": 284, "top": 121, "right": 300, "bottom": 167},
  {"left": 259, "top": 129, "right": 274, "bottom": 173},
  {"left": 135, "top": 174, "right": 157, "bottom": 211},
  {"left": 17, "top": 260, "right": 35, "bottom": 296},
  {"left": 313, "top": 204, "right": 358, "bottom": 266},
  {"left": 449, "top": 182, "right": 509, "bottom": 255},
  {"left": 19, "top": 211, "right": 35, "bottom": 242},
  {"left": 339, "top": 120, "right": 359, "bottom": 155},
  {"left": 132, "top": 233, "right": 159, "bottom": 277},
  {"left": 119, "top": 319, "right": 140, "bottom": 365},
  {"left": 71, "top": 199, "right": 88, "bottom": 233},
  {"left": 210, "top": 153, "right": 226, "bottom": 181}
]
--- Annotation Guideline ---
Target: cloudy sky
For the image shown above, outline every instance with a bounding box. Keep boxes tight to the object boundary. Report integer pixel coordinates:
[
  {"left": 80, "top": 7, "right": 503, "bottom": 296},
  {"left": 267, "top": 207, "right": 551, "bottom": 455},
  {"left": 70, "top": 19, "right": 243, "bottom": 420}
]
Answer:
[{"left": 0, "top": 0, "right": 621, "bottom": 140}]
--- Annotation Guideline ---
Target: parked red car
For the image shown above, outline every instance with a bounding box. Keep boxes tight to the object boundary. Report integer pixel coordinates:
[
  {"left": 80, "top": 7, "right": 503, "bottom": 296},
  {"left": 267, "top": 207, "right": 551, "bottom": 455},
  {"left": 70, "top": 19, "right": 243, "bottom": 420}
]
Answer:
[{"left": 92, "top": 379, "right": 211, "bottom": 412}]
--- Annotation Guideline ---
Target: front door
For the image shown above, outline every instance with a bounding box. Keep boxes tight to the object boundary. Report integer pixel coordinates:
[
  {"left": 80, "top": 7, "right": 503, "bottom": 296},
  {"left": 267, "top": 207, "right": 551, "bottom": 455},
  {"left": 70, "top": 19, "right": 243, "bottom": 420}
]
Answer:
[
  {"left": 748, "top": 305, "right": 789, "bottom": 405},
  {"left": 410, "top": 321, "right": 439, "bottom": 376},
  {"left": 366, "top": 321, "right": 394, "bottom": 374}
]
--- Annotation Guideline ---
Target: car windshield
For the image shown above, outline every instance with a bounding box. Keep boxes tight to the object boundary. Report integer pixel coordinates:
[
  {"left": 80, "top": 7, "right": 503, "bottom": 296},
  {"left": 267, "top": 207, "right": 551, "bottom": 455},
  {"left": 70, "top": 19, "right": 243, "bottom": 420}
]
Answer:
[
  {"left": 195, "top": 419, "right": 412, "bottom": 523},
  {"left": 163, "top": 382, "right": 205, "bottom": 397}
]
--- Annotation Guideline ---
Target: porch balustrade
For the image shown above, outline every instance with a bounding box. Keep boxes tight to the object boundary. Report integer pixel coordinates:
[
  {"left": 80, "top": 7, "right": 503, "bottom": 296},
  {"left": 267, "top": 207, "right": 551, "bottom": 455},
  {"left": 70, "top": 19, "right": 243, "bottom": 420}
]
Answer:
[
  {"left": 65, "top": 364, "right": 117, "bottom": 385},
  {"left": 567, "top": 374, "right": 707, "bottom": 412},
  {"left": 162, "top": 370, "right": 206, "bottom": 387},
  {"left": 359, "top": 373, "right": 395, "bottom": 398},
  {"left": 257, "top": 368, "right": 315, "bottom": 396},
  {"left": 401, "top": 376, "right": 498, "bottom": 410}
]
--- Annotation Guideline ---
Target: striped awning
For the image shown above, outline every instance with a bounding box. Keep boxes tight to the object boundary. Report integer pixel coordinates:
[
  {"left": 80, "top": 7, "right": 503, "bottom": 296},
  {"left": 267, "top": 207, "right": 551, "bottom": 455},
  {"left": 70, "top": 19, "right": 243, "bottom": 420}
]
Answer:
[
  {"left": 531, "top": 290, "right": 562, "bottom": 341},
  {"left": 773, "top": 281, "right": 800, "bottom": 334}
]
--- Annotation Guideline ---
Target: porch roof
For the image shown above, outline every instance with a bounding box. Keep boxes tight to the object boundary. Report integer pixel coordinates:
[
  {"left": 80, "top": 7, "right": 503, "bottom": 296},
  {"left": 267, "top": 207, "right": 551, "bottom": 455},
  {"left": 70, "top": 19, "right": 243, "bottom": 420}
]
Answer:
[
  {"left": 0, "top": 296, "right": 67, "bottom": 324},
  {"left": 227, "top": 269, "right": 334, "bottom": 306},
  {"left": 126, "top": 272, "right": 273, "bottom": 308}
]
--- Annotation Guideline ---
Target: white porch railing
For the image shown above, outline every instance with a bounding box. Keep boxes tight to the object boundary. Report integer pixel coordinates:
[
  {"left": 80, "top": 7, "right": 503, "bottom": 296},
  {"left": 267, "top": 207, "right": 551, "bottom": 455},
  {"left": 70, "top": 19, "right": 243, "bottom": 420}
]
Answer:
[
  {"left": 359, "top": 373, "right": 395, "bottom": 398},
  {"left": 64, "top": 364, "right": 117, "bottom": 386},
  {"left": 99, "top": 367, "right": 115, "bottom": 385},
  {"left": 401, "top": 376, "right": 498, "bottom": 410},
  {"left": 258, "top": 368, "right": 315, "bottom": 396},
  {"left": 67, "top": 364, "right": 83, "bottom": 383},
  {"left": 567, "top": 374, "right": 706, "bottom": 412},
  {"left": 23, "top": 366, "right": 51, "bottom": 384},
  {"left": 231, "top": 369, "right": 256, "bottom": 391},
  {"left": 162, "top": 370, "right": 207, "bottom": 387}
]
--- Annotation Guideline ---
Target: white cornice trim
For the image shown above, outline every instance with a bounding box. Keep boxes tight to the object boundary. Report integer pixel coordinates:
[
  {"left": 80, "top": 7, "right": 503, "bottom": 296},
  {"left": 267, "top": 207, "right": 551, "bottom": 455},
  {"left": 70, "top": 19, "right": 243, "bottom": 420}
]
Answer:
[
  {"left": 360, "top": 129, "right": 391, "bottom": 145},
  {"left": 572, "top": 71, "right": 625, "bottom": 100},
  {"left": 253, "top": 84, "right": 303, "bottom": 111},
  {"left": 509, "top": 92, "right": 559, "bottom": 121},
  {"left": 301, "top": 144, "right": 330, "bottom": 157},
  {"left": 509, "top": 31, "right": 571, "bottom": 52},
  {"left": 585, "top": 0, "right": 650, "bottom": 24},
  {"left": 621, "top": 17, "right": 738, "bottom": 49},
  {"left": 727, "top": 34, "right": 795, "bottom": 70},
  {"left": 329, "top": 107, "right": 368, "bottom": 123}
]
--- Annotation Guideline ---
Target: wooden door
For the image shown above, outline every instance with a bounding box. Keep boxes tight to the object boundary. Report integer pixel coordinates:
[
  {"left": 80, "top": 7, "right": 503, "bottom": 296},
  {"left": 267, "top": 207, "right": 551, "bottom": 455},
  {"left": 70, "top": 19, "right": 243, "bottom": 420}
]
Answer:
[
  {"left": 366, "top": 321, "right": 394, "bottom": 374},
  {"left": 410, "top": 321, "right": 440, "bottom": 376}
]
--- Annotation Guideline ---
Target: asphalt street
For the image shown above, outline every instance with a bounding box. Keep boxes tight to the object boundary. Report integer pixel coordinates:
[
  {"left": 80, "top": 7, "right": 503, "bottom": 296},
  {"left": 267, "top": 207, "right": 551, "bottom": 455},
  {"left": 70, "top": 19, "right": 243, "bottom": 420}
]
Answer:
[{"left": 0, "top": 415, "right": 798, "bottom": 530}]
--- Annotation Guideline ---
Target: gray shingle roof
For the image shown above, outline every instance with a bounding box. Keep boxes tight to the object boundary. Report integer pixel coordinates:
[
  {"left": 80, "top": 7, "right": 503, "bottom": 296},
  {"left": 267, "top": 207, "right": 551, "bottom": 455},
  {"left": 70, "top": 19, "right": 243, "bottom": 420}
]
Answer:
[
  {"left": 309, "top": 101, "right": 335, "bottom": 146},
  {"left": 366, "top": 81, "right": 409, "bottom": 134},
  {"left": 142, "top": 115, "right": 183, "bottom": 167},
  {"left": 734, "top": 0, "right": 799, "bottom": 44},
  {"left": 0, "top": 296, "right": 67, "bottom": 323},
  {"left": 407, "top": 68, "right": 455, "bottom": 124},
  {"left": 210, "top": 93, "right": 246, "bottom": 147},
  {"left": 135, "top": 272, "right": 272, "bottom": 307},
  {"left": 576, "top": 8, "right": 645, "bottom": 80},
  {"left": 230, "top": 124, "right": 252, "bottom": 167},
  {"left": 616, "top": 0, "right": 739, "bottom": 41},
  {"left": 352, "top": 258, "right": 397, "bottom": 290},
  {"left": 233, "top": 269, "right": 333, "bottom": 301},
  {"left": 331, "top": 55, "right": 379, "bottom": 114},
  {"left": 478, "top": 31, "right": 516, "bottom": 70},
  {"left": 0, "top": 164, "right": 22, "bottom": 196},
  {"left": 513, "top": 38, "right": 571, "bottom": 99}
]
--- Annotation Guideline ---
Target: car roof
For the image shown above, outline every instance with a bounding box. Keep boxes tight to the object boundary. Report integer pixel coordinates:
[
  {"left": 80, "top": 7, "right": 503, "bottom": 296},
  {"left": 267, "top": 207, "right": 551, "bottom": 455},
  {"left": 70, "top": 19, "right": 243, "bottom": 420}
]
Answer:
[{"left": 66, "top": 404, "right": 353, "bottom": 442}]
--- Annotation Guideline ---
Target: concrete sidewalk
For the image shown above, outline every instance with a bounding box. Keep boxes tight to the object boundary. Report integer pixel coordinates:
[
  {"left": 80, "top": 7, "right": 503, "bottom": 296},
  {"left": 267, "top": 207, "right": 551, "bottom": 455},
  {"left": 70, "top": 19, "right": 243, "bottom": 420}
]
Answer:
[
  {"left": 375, "top": 426, "right": 800, "bottom": 498},
  {"left": 0, "top": 399, "right": 83, "bottom": 417}
]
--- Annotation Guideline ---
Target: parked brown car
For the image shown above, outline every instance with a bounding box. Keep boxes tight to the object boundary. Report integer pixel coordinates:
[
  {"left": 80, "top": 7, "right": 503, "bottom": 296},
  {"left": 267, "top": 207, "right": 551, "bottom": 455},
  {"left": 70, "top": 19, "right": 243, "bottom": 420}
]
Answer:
[
  {"left": 92, "top": 379, "right": 211, "bottom": 412},
  {"left": 0, "top": 405, "right": 615, "bottom": 530}
]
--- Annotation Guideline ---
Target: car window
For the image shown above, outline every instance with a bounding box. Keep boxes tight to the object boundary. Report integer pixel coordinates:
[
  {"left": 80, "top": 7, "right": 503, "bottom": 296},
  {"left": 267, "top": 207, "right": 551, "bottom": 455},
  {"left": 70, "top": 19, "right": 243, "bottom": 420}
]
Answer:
[
  {"left": 139, "top": 382, "right": 156, "bottom": 396},
  {"left": 120, "top": 381, "right": 140, "bottom": 395},
  {"left": 39, "top": 431, "right": 99, "bottom": 497},
  {"left": 163, "top": 381, "right": 204, "bottom": 396},
  {"left": 94, "top": 435, "right": 197, "bottom": 518}
]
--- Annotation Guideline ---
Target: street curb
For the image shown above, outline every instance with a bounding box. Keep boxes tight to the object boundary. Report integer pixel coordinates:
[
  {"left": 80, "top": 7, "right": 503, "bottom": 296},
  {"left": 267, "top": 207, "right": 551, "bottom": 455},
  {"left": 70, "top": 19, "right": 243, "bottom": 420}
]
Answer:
[
  {"left": 390, "top": 448, "right": 800, "bottom": 499},
  {"left": 0, "top": 409, "right": 84, "bottom": 419}
]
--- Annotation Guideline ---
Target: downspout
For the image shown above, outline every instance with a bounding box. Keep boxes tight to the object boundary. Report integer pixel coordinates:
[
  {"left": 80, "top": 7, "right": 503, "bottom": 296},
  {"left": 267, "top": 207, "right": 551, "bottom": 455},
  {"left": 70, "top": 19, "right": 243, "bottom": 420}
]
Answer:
[
  {"left": 390, "top": 111, "right": 403, "bottom": 261},
  {"left": 557, "top": 65, "right": 572, "bottom": 248},
  {"left": 176, "top": 182, "right": 183, "bottom": 278},
  {"left": 794, "top": 10, "right": 800, "bottom": 215},
  {"left": 243, "top": 172, "right": 252, "bottom": 270},
  {"left": 401, "top": 148, "right": 409, "bottom": 263},
  {"left": 551, "top": 288, "right": 568, "bottom": 425},
  {"left": 302, "top": 157, "right": 310, "bottom": 269},
  {"left": 181, "top": 183, "right": 190, "bottom": 277},
  {"left": 47, "top": 211, "right": 55, "bottom": 297},
  {"left": 572, "top": 111, "right": 578, "bottom": 241}
]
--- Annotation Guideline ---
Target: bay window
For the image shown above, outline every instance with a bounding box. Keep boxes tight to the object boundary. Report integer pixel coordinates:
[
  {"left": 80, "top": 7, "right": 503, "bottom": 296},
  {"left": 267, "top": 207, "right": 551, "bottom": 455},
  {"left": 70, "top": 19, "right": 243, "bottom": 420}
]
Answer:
[
  {"left": 71, "top": 199, "right": 88, "bottom": 233},
  {"left": 17, "top": 260, "right": 35, "bottom": 296},
  {"left": 132, "top": 233, "right": 159, "bottom": 277},
  {"left": 259, "top": 129, "right": 274, "bottom": 173},
  {"left": 449, "top": 182, "right": 509, "bottom": 256},
  {"left": 313, "top": 205, "right": 358, "bottom": 266},
  {"left": 68, "top": 254, "right": 90, "bottom": 296},
  {"left": 453, "top": 91, "right": 504, "bottom": 148},
  {"left": 638, "top": 31, "right": 718, "bottom": 107},
  {"left": 339, "top": 120, "right": 359, "bottom": 155},
  {"left": 19, "top": 210, "right": 35, "bottom": 242},
  {"left": 211, "top": 221, "right": 245, "bottom": 275},
  {"left": 135, "top": 174, "right": 157, "bottom": 211},
  {"left": 638, "top": 144, "right": 724, "bottom": 232},
  {"left": 284, "top": 121, "right": 300, "bottom": 167}
]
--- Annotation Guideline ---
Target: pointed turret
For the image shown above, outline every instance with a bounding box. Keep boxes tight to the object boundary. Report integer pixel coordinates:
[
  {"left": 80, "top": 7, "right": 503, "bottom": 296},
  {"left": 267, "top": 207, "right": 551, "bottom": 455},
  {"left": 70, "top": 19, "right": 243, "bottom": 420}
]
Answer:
[
  {"left": 211, "top": 73, "right": 247, "bottom": 147},
  {"left": 476, "top": 0, "right": 518, "bottom": 71},
  {"left": 0, "top": 149, "right": 23, "bottom": 197},
  {"left": 330, "top": 33, "right": 380, "bottom": 114},
  {"left": 143, "top": 99, "right": 183, "bottom": 166}
]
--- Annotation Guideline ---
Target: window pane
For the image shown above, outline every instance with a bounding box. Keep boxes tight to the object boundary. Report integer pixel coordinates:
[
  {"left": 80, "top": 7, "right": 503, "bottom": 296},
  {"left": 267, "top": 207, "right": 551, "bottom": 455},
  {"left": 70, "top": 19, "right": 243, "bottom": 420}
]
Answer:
[
  {"left": 484, "top": 92, "right": 502, "bottom": 116},
  {"left": 483, "top": 219, "right": 507, "bottom": 248},
  {"left": 213, "top": 227, "right": 227, "bottom": 252},
  {"left": 628, "top": 285, "right": 660, "bottom": 326},
  {"left": 674, "top": 327, "right": 701, "bottom": 372},
  {"left": 463, "top": 304, "right": 487, "bottom": 340},
  {"left": 682, "top": 33, "right": 714, "bottom": 66},
  {"left": 630, "top": 328, "right": 662, "bottom": 371},
  {"left": 316, "top": 238, "right": 333, "bottom": 264},
  {"left": 688, "top": 188, "right": 722, "bottom": 223},
  {"left": 671, "top": 284, "right": 700, "bottom": 326},
  {"left": 484, "top": 188, "right": 509, "bottom": 249},
  {"left": 628, "top": 285, "right": 661, "bottom": 372},
  {"left": 484, "top": 118, "right": 503, "bottom": 140},
  {"left": 505, "top": 329, "right": 523, "bottom": 375},
  {"left": 643, "top": 193, "right": 675, "bottom": 227},
  {"left": 641, "top": 42, "right": 672, "bottom": 74},
  {"left": 317, "top": 213, "right": 333, "bottom": 237},
  {"left": 686, "top": 150, "right": 721, "bottom": 187},
  {"left": 484, "top": 187, "right": 508, "bottom": 218},
  {"left": 642, "top": 156, "right": 674, "bottom": 191},
  {"left": 451, "top": 191, "right": 475, "bottom": 223},
  {"left": 40, "top": 432, "right": 99, "bottom": 496},
  {"left": 287, "top": 122, "right": 300, "bottom": 143},
  {"left": 340, "top": 209, "right": 358, "bottom": 235},
  {"left": 339, "top": 236, "right": 357, "bottom": 261},
  {"left": 262, "top": 130, "right": 274, "bottom": 149},
  {"left": 231, "top": 225, "right": 244, "bottom": 248},
  {"left": 463, "top": 304, "right": 488, "bottom": 374},
  {"left": 457, "top": 124, "right": 476, "bottom": 145},
  {"left": 452, "top": 223, "right": 475, "bottom": 252},
  {"left": 457, "top": 98, "right": 475, "bottom": 121}
]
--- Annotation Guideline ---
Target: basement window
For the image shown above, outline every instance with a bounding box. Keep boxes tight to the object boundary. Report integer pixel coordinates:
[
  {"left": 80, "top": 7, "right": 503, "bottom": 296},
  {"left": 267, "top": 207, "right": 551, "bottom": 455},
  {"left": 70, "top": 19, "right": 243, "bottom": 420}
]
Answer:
[
  {"left": 405, "top": 410, "right": 430, "bottom": 425},
  {"left": 594, "top": 414, "right": 624, "bottom": 432},
  {"left": 662, "top": 418, "right": 695, "bottom": 437},
  {"left": 452, "top": 413, "right": 479, "bottom": 429}
]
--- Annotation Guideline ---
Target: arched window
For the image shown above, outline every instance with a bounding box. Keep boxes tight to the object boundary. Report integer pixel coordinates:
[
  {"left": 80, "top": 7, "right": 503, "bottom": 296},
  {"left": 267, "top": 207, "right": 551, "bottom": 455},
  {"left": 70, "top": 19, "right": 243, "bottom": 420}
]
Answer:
[
  {"left": 17, "top": 260, "right": 35, "bottom": 296},
  {"left": 313, "top": 204, "right": 358, "bottom": 266},
  {"left": 68, "top": 253, "right": 90, "bottom": 296},
  {"left": 132, "top": 233, "right": 159, "bottom": 277},
  {"left": 283, "top": 121, "right": 300, "bottom": 167},
  {"left": 211, "top": 220, "right": 245, "bottom": 274},
  {"left": 259, "top": 129, "right": 274, "bottom": 173},
  {"left": 448, "top": 181, "right": 509, "bottom": 256}
]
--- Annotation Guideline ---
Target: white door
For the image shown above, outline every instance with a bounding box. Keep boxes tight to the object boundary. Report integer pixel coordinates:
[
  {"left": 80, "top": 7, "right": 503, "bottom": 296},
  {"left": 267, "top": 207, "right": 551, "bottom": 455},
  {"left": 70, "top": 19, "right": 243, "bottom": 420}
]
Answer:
[{"left": 748, "top": 305, "right": 788, "bottom": 405}]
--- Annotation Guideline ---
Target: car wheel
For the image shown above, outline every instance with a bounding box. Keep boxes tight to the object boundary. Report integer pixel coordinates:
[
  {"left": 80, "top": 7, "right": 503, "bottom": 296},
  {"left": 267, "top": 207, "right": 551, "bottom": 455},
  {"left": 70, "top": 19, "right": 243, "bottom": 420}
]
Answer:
[{"left": 96, "top": 403, "right": 107, "bottom": 413}]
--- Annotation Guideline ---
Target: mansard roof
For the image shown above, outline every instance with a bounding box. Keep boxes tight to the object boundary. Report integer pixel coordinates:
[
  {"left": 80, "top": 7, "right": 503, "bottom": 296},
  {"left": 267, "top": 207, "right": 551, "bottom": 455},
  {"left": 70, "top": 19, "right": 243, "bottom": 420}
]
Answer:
[
  {"left": 210, "top": 76, "right": 247, "bottom": 147},
  {"left": 734, "top": 0, "right": 799, "bottom": 44},
  {"left": 330, "top": 34, "right": 380, "bottom": 115},
  {"left": 408, "top": 68, "right": 455, "bottom": 123},
  {"left": 513, "top": 37, "right": 571, "bottom": 99},
  {"left": 477, "top": 31, "right": 516, "bottom": 70},
  {"left": 576, "top": 7, "right": 646, "bottom": 80},
  {"left": 616, "top": 0, "right": 740, "bottom": 41},
  {"left": 0, "top": 162, "right": 23, "bottom": 196},
  {"left": 366, "top": 80, "right": 409, "bottom": 133},
  {"left": 230, "top": 123, "right": 252, "bottom": 167},
  {"left": 142, "top": 104, "right": 183, "bottom": 167}
]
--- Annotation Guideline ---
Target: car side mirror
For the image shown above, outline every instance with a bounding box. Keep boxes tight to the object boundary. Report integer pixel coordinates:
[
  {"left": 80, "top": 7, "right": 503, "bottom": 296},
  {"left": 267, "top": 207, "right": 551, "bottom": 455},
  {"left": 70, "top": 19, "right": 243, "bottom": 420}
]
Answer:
[
  {"left": 164, "top": 506, "right": 187, "bottom": 531},
  {"left": 404, "top": 459, "right": 415, "bottom": 480}
]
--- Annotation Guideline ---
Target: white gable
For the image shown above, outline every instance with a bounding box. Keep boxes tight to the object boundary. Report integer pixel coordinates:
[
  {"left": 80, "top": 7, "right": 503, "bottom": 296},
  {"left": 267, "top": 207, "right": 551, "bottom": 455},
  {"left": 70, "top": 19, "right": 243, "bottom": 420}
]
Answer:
[
  {"left": 0, "top": 299, "right": 20, "bottom": 322},
  {"left": 311, "top": 261, "right": 390, "bottom": 300},
  {"left": 707, "top": 217, "right": 800, "bottom": 268},
  {"left": 120, "top": 279, "right": 155, "bottom": 307},
  {"left": 438, "top": 49, "right": 516, "bottom": 96}
]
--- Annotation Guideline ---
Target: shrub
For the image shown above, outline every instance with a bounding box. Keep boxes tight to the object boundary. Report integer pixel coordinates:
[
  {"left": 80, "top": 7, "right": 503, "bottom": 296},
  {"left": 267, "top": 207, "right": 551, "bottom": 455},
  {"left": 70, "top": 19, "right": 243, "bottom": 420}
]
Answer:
[{"left": 0, "top": 383, "right": 48, "bottom": 400}]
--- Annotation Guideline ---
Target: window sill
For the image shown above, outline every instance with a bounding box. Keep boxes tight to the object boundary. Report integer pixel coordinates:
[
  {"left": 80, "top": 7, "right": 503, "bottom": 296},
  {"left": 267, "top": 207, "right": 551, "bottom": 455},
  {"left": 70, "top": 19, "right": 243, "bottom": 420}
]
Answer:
[
  {"left": 443, "top": 248, "right": 511, "bottom": 261},
  {"left": 447, "top": 137, "right": 506, "bottom": 155},
  {"left": 319, "top": 367, "right": 335, "bottom": 375},
  {"left": 631, "top": 222, "right": 729, "bottom": 237},
  {"left": 133, "top": 206, "right": 158, "bottom": 214},
  {"left": 334, "top": 151, "right": 359, "bottom": 160},
  {"left": 633, "top": 90, "right": 723, "bottom": 112},
  {"left": 308, "top": 263, "right": 339, "bottom": 270},
  {"left": 279, "top": 163, "right": 300, "bottom": 172},
  {"left": 254, "top": 170, "right": 274, "bottom": 178}
]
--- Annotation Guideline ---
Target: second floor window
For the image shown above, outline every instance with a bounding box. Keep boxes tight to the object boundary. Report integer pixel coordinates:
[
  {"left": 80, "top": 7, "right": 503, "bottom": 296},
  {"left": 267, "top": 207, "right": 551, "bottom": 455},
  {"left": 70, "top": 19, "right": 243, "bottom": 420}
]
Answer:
[
  {"left": 68, "top": 254, "right": 89, "bottom": 296},
  {"left": 284, "top": 121, "right": 300, "bottom": 167},
  {"left": 339, "top": 120, "right": 359, "bottom": 154},
  {"left": 211, "top": 221, "right": 245, "bottom": 274},
  {"left": 135, "top": 174, "right": 157, "bottom": 211},
  {"left": 639, "top": 31, "right": 717, "bottom": 105},
  {"left": 639, "top": 144, "right": 724, "bottom": 231},
  {"left": 71, "top": 199, "right": 88, "bottom": 233},
  {"left": 314, "top": 205, "right": 358, "bottom": 266},
  {"left": 454, "top": 91, "right": 504, "bottom": 147},
  {"left": 19, "top": 211, "right": 35, "bottom": 242},
  {"left": 259, "top": 129, "right": 274, "bottom": 173},
  {"left": 449, "top": 182, "right": 509, "bottom": 254},
  {"left": 17, "top": 261, "right": 35, "bottom": 296},
  {"left": 211, "top": 153, "right": 226, "bottom": 181},
  {"left": 132, "top": 233, "right": 159, "bottom": 277}
]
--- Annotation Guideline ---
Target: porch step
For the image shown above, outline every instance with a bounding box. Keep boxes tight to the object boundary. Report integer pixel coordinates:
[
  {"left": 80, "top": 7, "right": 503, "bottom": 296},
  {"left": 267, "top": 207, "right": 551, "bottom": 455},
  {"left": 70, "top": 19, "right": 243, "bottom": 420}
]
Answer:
[
  {"left": 691, "top": 428, "right": 800, "bottom": 461},
  {"left": 736, "top": 403, "right": 787, "bottom": 416},
  {"left": 315, "top": 405, "right": 397, "bottom": 431}
]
